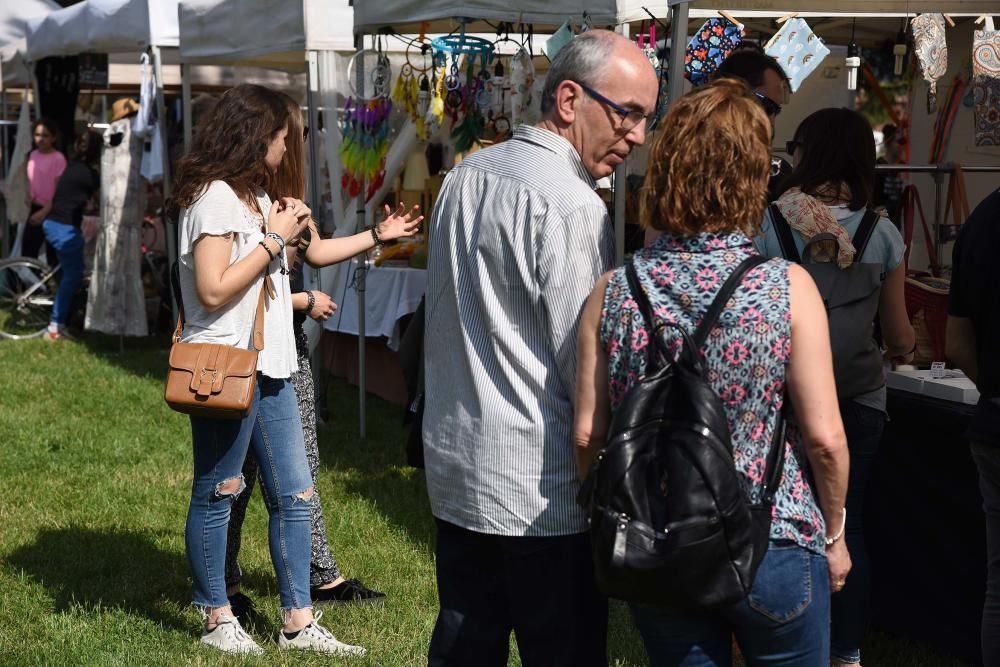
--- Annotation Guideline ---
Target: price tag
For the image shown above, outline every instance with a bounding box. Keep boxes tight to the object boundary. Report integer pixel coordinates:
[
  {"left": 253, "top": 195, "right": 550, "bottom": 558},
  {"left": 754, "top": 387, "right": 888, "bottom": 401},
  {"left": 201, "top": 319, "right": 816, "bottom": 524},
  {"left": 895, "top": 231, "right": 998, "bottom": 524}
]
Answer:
[{"left": 930, "top": 361, "right": 947, "bottom": 378}]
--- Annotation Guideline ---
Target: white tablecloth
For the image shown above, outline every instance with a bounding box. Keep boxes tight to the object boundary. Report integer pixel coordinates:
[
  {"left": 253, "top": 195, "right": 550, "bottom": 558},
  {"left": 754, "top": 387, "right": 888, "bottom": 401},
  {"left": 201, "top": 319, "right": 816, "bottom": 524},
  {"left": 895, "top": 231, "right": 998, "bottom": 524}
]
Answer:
[{"left": 323, "top": 260, "right": 426, "bottom": 349}]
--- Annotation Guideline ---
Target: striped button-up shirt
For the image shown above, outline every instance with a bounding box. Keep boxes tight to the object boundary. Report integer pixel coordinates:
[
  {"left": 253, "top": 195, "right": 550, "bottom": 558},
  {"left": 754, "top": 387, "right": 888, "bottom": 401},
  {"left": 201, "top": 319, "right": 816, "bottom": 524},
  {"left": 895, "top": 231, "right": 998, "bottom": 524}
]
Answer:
[{"left": 423, "top": 125, "right": 614, "bottom": 536}]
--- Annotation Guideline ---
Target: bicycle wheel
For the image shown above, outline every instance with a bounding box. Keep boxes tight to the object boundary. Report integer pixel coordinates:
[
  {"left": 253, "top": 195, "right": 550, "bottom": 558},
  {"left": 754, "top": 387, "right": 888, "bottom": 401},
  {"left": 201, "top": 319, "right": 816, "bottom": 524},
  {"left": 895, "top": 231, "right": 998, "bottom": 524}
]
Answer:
[{"left": 0, "top": 257, "right": 58, "bottom": 340}]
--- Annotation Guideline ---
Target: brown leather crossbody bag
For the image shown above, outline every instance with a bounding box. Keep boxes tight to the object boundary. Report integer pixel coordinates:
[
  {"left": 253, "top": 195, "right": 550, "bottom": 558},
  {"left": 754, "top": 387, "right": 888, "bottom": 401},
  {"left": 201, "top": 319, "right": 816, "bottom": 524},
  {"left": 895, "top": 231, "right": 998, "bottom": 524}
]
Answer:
[{"left": 164, "top": 280, "right": 266, "bottom": 420}]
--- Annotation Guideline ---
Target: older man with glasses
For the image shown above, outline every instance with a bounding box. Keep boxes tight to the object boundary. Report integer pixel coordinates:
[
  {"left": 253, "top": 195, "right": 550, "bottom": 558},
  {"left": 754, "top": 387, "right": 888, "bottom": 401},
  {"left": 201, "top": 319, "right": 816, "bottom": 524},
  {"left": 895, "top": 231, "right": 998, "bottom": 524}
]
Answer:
[{"left": 422, "top": 29, "right": 658, "bottom": 667}]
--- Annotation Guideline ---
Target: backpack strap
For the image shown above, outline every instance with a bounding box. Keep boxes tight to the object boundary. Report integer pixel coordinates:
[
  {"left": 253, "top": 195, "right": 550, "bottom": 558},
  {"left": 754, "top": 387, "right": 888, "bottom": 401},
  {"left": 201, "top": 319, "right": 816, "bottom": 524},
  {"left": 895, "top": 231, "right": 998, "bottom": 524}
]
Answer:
[
  {"left": 625, "top": 259, "right": 672, "bottom": 365},
  {"left": 693, "top": 255, "right": 769, "bottom": 349},
  {"left": 851, "top": 210, "right": 881, "bottom": 262},
  {"left": 769, "top": 205, "right": 802, "bottom": 263},
  {"left": 760, "top": 410, "right": 786, "bottom": 506}
]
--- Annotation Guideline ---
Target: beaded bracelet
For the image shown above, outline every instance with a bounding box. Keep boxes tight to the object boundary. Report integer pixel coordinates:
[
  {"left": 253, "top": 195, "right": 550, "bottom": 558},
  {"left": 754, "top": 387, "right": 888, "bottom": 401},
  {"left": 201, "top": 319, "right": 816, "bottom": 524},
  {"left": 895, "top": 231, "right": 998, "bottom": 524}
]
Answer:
[
  {"left": 265, "top": 231, "right": 286, "bottom": 252},
  {"left": 369, "top": 224, "right": 383, "bottom": 247},
  {"left": 306, "top": 290, "right": 316, "bottom": 316},
  {"left": 825, "top": 508, "right": 847, "bottom": 547},
  {"left": 258, "top": 239, "right": 276, "bottom": 261}
]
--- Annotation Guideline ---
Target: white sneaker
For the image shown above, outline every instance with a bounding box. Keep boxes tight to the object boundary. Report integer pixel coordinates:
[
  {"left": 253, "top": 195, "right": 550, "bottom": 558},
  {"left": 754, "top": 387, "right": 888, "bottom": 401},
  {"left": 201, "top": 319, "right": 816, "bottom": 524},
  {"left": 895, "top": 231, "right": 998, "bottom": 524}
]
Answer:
[
  {"left": 200, "top": 613, "right": 265, "bottom": 655},
  {"left": 278, "top": 611, "right": 366, "bottom": 656}
]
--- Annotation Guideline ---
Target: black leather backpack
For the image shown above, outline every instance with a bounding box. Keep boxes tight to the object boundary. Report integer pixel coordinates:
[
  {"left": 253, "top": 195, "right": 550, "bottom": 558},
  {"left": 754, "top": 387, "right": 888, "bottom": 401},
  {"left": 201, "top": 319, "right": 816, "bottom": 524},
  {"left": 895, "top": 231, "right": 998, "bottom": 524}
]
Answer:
[{"left": 578, "top": 255, "right": 786, "bottom": 608}]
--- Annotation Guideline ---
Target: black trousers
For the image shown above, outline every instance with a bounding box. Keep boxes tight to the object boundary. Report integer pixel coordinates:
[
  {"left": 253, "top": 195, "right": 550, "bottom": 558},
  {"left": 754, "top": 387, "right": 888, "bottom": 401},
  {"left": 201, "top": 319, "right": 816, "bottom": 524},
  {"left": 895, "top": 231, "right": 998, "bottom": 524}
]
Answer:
[{"left": 428, "top": 518, "right": 608, "bottom": 667}]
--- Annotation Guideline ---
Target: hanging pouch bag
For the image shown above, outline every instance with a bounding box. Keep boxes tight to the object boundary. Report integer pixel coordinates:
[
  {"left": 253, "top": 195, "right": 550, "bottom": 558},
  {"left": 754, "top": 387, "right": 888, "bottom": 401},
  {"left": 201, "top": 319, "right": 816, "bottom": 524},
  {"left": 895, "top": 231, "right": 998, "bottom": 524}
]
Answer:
[{"left": 165, "top": 268, "right": 266, "bottom": 419}]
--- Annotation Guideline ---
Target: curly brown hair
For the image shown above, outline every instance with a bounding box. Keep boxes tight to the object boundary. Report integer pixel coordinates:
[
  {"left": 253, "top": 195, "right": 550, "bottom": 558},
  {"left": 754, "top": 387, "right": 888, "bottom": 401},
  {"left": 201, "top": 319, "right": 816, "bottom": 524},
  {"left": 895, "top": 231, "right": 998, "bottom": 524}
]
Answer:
[
  {"left": 269, "top": 92, "right": 305, "bottom": 201},
  {"left": 640, "top": 78, "right": 772, "bottom": 236},
  {"left": 173, "top": 84, "right": 290, "bottom": 212}
]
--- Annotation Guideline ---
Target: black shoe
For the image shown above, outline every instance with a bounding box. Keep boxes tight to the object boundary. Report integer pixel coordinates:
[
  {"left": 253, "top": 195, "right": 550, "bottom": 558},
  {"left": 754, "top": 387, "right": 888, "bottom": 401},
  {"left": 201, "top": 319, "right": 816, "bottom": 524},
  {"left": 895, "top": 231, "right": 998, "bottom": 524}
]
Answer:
[
  {"left": 227, "top": 592, "right": 257, "bottom": 623},
  {"left": 311, "top": 579, "right": 386, "bottom": 607}
]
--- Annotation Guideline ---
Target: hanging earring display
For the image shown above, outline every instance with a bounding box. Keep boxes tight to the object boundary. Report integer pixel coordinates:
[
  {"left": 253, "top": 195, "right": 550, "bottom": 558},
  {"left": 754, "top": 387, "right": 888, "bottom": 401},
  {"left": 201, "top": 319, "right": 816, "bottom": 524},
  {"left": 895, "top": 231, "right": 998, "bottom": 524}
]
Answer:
[{"left": 342, "top": 46, "right": 393, "bottom": 202}]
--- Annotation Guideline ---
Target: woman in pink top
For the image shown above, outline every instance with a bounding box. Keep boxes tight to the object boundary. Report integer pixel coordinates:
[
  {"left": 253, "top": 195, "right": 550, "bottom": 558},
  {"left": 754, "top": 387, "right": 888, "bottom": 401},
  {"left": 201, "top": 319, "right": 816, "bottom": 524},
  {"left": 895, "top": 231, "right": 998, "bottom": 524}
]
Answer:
[{"left": 23, "top": 118, "right": 67, "bottom": 266}]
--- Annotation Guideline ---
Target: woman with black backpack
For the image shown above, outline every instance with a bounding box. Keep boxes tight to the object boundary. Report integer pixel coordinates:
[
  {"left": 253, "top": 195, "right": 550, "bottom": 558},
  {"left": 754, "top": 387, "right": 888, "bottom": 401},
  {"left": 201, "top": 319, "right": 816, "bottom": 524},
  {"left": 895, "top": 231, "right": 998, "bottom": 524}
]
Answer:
[
  {"left": 573, "top": 78, "right": 851, "bottom": 665},
  {"left": 757, "top": 108, "right": 915, "bottom": 667}
]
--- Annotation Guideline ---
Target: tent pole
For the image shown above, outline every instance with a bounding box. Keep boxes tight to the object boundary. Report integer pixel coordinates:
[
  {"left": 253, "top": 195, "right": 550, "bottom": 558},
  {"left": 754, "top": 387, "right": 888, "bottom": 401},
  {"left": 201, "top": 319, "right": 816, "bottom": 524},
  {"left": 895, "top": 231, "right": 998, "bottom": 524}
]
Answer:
[
  {"left": 151, "top": 45, "right": 177, "bottom": 323},
  {"left": 354, "top": 35, "right": 367, "bottom": 440},
  {"left": 181, "top": 63, "right": 192, "bottom": 154},
  {"left": 306, "top": 51, "right": 322, "bottom": 225},
  {"left": 668, "top": 2, "right": 689, "bottom": 106},
  {"left": 613, "top": 23, "right": 630, "bottom": 267},
  {"left": 0, "top": 76, "right": 7, "bottom": 258}
]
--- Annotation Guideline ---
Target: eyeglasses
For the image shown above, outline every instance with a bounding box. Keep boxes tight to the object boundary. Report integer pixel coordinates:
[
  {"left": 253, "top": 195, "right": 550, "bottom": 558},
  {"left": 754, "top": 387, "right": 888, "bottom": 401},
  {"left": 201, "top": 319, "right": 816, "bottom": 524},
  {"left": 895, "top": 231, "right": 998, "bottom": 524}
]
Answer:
[
  {"left": 785, "top": 139, "right": 801, "bottom": 156},
  {"left": 752, "top": 90, "right": 782, "bottom": 118},
  {"left": 575, "top": 82, "right": 650, "bottom": 131}
]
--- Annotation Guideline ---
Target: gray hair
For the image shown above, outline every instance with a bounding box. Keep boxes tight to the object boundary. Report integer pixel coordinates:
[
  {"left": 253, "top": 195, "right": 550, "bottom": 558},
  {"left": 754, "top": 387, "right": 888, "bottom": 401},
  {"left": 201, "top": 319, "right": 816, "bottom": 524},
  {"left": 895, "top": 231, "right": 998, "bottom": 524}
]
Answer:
[{"left": 540, "top": 30, "right": 619, "bottom": 114}]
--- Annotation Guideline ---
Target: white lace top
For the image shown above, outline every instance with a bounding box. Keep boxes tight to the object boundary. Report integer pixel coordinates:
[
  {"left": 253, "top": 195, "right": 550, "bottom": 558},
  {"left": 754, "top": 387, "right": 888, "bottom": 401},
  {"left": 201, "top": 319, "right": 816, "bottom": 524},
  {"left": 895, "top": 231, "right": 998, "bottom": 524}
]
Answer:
[{"left": 177, "top": 180, "right": 297, "bottom": 379}]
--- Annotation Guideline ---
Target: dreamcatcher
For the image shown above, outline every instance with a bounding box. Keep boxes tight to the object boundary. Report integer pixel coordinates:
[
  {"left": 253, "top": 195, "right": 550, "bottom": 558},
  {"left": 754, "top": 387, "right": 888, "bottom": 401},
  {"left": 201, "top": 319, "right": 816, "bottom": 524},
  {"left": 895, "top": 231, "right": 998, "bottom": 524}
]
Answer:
[
  {"left": 341, "top": 43, "right": 392, "bottom": 202},
  {"left": 393, "top": 26, "right": 434, "bottom": 140},
  {"left": 431, "top": 26, "right": 496, "bottom": 153}
]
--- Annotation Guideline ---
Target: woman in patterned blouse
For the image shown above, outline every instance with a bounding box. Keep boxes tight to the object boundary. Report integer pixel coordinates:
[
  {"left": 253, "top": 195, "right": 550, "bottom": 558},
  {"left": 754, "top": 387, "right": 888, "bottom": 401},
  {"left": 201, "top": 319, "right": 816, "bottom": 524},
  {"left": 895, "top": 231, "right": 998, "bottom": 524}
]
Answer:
[{"left": 573, "top": 78, "right": 851, "bottom": 665}]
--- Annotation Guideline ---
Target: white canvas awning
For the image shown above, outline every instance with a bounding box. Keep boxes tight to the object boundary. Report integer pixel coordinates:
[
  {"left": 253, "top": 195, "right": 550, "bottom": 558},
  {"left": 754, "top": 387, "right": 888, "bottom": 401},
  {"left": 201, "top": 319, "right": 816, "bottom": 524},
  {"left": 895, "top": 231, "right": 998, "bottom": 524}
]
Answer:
[
  {"left": 178, "top": 0, "right": 354, "bottom": 69},
  {"left": 353, "top": 1, "right": 621, "bottom": 33},
  {"left": 664, "top": 0, "right": 1000, "bottom": 12},
  {"left": 0, "top": 0, "right": 59, "bottom": 87},
  {"left": 25, "top": 0, "right": 178, "bottom": 61}
]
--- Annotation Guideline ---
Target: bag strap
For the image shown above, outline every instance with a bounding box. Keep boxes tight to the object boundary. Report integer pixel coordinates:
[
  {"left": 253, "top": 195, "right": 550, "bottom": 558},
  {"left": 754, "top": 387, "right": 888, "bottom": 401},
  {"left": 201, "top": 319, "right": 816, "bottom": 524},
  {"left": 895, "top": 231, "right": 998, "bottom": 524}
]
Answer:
[
  {"left": 624, "top": 254, "right": 766, "bottom": 359},
  {"left": 693, "top": 255, "right": 769, "bottom": 349},
  {"left": 760, "top": 409, "right": 786, "bottom": 506},
  {"left": 171, "top": 264, "right": 267, "bottom": 352},
  {"left": 769, "top": 205, "right": 802, "bottom": 263},
  {"left": 900, "top": 184, "right": 940, "bottom": 276},
  {"left": 851, "top": 210, "right": 881, "bottom": 261}
]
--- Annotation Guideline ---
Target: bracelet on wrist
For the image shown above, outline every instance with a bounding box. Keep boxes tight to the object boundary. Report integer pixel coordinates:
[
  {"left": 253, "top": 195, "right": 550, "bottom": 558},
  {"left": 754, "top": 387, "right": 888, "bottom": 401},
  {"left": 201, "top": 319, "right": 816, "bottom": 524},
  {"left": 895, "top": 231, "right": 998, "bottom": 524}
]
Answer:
[
  {"left": 369, "top": 224, "right": 382, "bottom": 247},
  {"left": 265, "top": 231, "right": 286, "bottom": 251},
  {"left": 825, "top": 507, "right": 847, "bottom": 547},
  {"left": 258, "top": 240, "right": 275, "bottom": 261},
  {"left": 305, "top": 290, "right": 316, "bottom": 316}
]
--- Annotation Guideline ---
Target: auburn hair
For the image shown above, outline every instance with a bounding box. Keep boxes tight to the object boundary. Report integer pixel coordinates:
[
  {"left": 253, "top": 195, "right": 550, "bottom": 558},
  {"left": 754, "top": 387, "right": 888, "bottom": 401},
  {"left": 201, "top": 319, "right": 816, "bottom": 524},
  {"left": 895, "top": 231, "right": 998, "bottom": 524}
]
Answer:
[
  {"left": 173, "top": 84, "right": 290, "bottom": 212},
  {"left": 640, "top": 78, "right": 772, "bottom": 236},
  {"left": 269, "top": 92, "right": 305, "bottom": 201}
]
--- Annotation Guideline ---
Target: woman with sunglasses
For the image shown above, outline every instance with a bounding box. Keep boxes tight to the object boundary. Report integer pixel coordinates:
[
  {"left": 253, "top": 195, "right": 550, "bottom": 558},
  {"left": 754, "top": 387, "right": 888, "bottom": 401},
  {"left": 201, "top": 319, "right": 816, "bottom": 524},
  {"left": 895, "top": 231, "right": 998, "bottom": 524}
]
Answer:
[
  {"left": 223, "top": 92, "right": 422, "bottom": 618},
  {"left": 756, "top": 107, "right": 915, "bottom": 667}
]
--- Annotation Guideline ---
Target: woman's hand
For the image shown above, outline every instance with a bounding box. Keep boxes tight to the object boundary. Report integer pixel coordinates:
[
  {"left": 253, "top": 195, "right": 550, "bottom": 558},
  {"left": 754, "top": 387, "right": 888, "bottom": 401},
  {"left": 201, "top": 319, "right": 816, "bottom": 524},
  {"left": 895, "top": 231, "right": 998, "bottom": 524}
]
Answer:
[
  {"left": 267, "top": 200, "right": 308, "bottom": 244},
  {"left": 376, "top": 204, "right": 423, "bottom": 242},
  {"left": 307, "top": 290, "right": 337, "bottom": 322},
  {"left": 28, "top": 210, "right": 45, "bottom": 225},
  {"left": 826, "top": 539, "right": 852, "bottom": 594}
]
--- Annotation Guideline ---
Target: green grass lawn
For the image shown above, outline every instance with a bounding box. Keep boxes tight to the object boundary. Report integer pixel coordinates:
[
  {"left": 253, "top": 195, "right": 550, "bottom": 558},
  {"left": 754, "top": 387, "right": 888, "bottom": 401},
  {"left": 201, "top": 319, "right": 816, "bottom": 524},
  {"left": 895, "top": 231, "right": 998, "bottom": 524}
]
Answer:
[{"left": 0, "top": 335, "right": 969, "bottom": 666}]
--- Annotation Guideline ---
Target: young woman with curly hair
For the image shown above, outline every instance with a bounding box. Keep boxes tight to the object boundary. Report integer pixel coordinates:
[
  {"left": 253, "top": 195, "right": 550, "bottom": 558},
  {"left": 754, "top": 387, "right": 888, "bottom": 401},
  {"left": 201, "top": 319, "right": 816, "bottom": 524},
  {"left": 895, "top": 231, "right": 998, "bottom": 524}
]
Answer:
[
  {"left": 173, "top": 83, "right": 364, "bottom": 656},
  {"left": 223, "top": 92, "right": 421, "bottom": 616}
]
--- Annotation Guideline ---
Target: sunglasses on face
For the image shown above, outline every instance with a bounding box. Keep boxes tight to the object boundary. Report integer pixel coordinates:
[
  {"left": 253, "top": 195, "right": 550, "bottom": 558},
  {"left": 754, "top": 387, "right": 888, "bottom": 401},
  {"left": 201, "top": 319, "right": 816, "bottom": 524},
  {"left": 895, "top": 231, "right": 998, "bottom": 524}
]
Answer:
[{"left": 752, "top": 90, "right": 782, "bottom": 118}]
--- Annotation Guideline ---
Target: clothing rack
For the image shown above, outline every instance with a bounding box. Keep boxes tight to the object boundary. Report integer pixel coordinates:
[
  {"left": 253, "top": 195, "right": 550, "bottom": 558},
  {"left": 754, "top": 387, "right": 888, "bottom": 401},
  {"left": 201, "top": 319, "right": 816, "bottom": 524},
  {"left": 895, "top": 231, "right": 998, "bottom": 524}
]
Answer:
[{"left": 875, "top": 163, "right": 1000, "bottom": 262}]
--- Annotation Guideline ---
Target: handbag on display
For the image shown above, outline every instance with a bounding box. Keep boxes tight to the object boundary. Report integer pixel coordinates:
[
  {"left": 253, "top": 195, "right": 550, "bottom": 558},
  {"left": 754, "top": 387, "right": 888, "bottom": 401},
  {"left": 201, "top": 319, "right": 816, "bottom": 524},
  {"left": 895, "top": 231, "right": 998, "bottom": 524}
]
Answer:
[
  {"left": 164, "top": 267, "right": 266, "bottom": 419},
  {"left": 764, "top": 18, "right": 830, "bottom": 93},
  {"left": 684, "top": 17, "right": 744, "bottom": 86}
]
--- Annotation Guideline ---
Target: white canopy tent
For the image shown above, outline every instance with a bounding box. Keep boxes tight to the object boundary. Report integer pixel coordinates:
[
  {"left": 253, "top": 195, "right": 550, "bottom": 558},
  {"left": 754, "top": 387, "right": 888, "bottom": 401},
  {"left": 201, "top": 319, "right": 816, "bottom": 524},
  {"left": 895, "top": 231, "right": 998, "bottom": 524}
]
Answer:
[
  {"left": 0, "top": 0, "right": 58, "bottom": 89},
  {"left": 24, "top": 0, "right": 179, "bottom": 297}
]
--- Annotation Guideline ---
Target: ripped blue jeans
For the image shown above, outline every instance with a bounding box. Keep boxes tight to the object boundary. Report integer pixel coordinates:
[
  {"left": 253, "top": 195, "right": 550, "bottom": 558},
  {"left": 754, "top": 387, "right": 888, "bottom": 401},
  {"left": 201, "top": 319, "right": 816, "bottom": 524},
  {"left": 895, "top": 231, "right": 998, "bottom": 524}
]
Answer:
[{"left": 185, "top": 374, "right": 313, "bottom": 611}]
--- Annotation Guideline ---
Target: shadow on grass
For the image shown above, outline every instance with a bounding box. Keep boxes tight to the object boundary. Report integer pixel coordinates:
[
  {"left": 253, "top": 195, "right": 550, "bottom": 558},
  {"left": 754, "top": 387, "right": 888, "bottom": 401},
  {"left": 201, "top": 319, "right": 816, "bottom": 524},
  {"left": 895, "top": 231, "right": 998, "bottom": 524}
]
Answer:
[
  {"left": 79, "top": 333, "right": 172, "bottom": 380},
  {"left": 317, "top": 378, "right": 435, "bottom": 553},
  {"left": 6, "top": 527, "right": 192, "bottom": 631}
]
